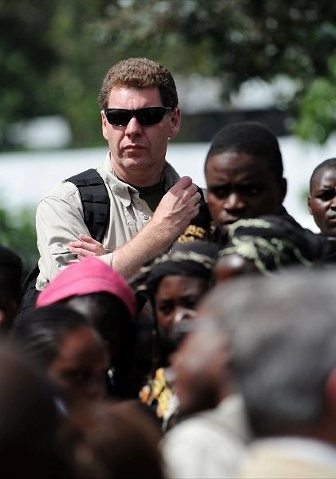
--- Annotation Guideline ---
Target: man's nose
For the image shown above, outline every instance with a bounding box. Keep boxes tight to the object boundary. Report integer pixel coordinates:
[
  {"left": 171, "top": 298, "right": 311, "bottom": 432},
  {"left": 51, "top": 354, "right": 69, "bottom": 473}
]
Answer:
[
  {"left": 330, "top": 194, "right": 336, "bottom": 209},
  {"left": 223, "top": 192, "right": 246, "bottom": 211},
  {"left": 125, "top": 116, "right": 142, "bottom": 135}
]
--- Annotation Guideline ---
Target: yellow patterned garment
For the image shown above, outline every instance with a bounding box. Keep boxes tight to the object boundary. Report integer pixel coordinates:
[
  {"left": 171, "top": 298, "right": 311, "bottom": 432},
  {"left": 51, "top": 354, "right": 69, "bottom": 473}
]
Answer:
[{"left": 139, "top": 368, "right": 178, "bottom": 428}]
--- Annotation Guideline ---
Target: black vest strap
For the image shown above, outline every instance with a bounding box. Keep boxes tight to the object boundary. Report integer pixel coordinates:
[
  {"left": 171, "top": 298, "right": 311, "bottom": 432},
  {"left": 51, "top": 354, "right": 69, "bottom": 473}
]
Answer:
[{"left": 66, "top": 169, "right": 110, "bottom": 243}]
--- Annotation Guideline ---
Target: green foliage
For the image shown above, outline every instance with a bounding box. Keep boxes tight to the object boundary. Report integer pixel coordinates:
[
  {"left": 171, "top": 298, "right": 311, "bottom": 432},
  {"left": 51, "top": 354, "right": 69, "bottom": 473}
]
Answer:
[
  {"left": 2, "top": 0, "right": 336, "bottom": 146},
  {"left": 293, "top": 54, "right": 336, "bottom": 143},
  {"left": 0, "top": 0, "right": 59, "bottom": 147},
  {"left": 0, "top": 205, "right": 37, "bottom": 274}
]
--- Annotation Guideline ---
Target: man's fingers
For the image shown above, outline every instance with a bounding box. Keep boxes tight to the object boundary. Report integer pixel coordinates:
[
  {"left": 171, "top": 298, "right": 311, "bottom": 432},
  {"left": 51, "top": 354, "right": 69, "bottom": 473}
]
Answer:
[
  {"left": 68, "top": 241, "right": 92, "bottom": 250},
  {"left": 69, "top": 246, "right": 96, "bottom": 257},
  {"left": 79, "top": 234, "right": 99, "bottom": 245},
  {"left": 69, "top": 237, "right": 105, "bottom": 256},
  {"left": 193, "top": 191, "right": 202, "bottom": 204},
  {"left": 169, "top": 176, "right": 192, "bottom": 193}
]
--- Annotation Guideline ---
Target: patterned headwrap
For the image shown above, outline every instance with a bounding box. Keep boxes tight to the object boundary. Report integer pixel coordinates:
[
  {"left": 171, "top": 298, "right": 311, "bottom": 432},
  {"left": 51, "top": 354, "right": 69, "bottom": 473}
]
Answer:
[
  {"left": 131, "top": 240, "right": 219, "bottom": 298},
  {"left": 219, "top": 216, "right": 314, "bottom": 275}
]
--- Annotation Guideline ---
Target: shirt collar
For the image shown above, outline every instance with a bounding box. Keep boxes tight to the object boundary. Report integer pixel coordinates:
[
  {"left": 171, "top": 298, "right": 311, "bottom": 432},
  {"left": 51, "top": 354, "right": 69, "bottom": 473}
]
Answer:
[{"left": 100, "top": 152, "right": 180, "bottom": 206}]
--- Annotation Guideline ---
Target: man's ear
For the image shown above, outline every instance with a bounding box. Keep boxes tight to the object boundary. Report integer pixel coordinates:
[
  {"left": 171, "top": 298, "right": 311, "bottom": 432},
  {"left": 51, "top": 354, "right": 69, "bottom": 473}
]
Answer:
[
  {"left": 169, "top": 108, "right": 181, "bottom": 139},
  {"left": 278, "top": 177, "right": 287, "bottom": 205},
  {"left": 101, "top": 111, "right": 109, "bottom": 141},
  {"left": 324, "top": 368, "right": 336, "bottom": 416},
  {"left": 307, "top": 196, "right": 313, "bottom": 215}
]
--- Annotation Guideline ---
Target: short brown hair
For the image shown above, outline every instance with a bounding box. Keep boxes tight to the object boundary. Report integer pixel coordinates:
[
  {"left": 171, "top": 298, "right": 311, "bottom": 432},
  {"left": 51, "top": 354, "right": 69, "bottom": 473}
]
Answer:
[{"left": 98, "top": 57, "right": 178, "bottom": 109}]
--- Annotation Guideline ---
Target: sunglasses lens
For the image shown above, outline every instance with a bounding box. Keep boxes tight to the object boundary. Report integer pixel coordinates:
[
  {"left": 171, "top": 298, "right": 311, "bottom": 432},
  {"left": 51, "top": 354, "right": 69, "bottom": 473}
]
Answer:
[
  {"left": 105, "top": 110, "right": 131, "bottom": 126},
  {"left": 137, "top": 108, "right": 166, "bottom": 125},
  {"left": 104, "top": 107, "right": 171, "bottom": 126}
]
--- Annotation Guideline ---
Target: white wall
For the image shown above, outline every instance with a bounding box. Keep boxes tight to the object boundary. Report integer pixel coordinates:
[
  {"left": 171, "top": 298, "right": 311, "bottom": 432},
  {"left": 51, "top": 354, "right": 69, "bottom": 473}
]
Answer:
[{"left": 1, "top": 137, "right": 336, "bottom": 232}]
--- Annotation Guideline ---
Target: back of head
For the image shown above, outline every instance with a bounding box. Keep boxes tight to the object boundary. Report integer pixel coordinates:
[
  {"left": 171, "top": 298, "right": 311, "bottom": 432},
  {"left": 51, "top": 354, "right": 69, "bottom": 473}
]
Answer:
[
  {"left": 98, "top": 57, "right": 178, "bottom": 109},
  {"left": 58, "top": 401, "right": 164, "bottom": 479},
  {"left": 205, "top": 121, "right": 283, "bottom": 182},
  {"left": 219, "top": 216, "right": 314, "bottom": 274},
  {"left": 0, "top": 245, "right": 23, "bottom": 330},
  {"left": 216, "top": 269, "right": 336, "bottom": 437},
  {"left": 11, "top": 304, "right": 89, "bottom": 370},
  {"left": 132, "top": 240, "right": 218, "bottom": 300},
  {"left": 0, "top": 340, "right": 59, "bottom": 477}
]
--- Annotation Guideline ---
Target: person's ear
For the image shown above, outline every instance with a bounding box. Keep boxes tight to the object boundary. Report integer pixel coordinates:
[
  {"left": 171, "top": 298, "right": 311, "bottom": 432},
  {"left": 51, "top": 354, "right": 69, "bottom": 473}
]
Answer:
[
  {"left": 324, "top": 368, "right": 336, "bottom": 417},
  {"left": 101, "top": 111, "right": 109, "bottom": 141},
  {"left": 278, "top": 177, "right": 287, "bottom": 205},
  {"left": 307, "top": 195, "right": 313, "bottom": 215},
  {"left": 169, "top": 108, "right": 181, "bottom": 139}
]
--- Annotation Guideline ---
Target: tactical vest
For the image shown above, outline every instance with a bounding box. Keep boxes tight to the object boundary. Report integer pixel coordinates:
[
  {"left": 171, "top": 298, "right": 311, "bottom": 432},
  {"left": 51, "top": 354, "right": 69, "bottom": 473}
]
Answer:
[{"left": 16, "top": 169, "right": 110, "bottom": 320}]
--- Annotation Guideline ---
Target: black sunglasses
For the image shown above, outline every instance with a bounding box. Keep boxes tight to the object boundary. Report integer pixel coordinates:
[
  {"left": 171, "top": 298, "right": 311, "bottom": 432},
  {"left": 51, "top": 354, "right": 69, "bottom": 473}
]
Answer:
[{"left": 103, "top": 107, "right": 173, "bottom": 127}]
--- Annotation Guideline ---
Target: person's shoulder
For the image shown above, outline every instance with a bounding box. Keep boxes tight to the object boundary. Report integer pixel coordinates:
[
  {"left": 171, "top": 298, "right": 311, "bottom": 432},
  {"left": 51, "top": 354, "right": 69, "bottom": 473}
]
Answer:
[
  {"left": 164, "top": 411, "right": 219, "bottom": 445},
  {"left": 38, "top": 177, "right": 81, "bottom": 204}
]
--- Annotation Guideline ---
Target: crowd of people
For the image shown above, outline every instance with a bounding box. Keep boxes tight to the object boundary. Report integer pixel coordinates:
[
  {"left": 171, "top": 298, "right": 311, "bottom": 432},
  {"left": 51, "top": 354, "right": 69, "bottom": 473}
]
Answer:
[{"left": 2, "top": 57, "right": 336, "bottom": 478}]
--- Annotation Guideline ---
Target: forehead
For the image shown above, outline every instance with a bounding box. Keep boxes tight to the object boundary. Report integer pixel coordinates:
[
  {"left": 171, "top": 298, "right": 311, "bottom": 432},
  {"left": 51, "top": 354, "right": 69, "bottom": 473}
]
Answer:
[
  {"left": 107, "top": 87, "right": 162, "bottom": 108},
  {"left": 311, "top": 167, "right": 336, "bottom": 189},
  {"left": 205, "top": 151, "right": 277, "bottom": 183},
  {"left": 156, "top": 275, "right": 207, "bottom": 298},
  {"left": 58, "top": 326, "right": 104, "bottom": 363}
]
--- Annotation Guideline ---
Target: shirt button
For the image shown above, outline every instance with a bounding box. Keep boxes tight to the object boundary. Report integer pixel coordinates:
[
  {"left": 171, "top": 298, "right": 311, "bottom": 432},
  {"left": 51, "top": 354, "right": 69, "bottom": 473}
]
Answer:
[{"left": 143, "top": 214, "right": 149, "bottom": 220}]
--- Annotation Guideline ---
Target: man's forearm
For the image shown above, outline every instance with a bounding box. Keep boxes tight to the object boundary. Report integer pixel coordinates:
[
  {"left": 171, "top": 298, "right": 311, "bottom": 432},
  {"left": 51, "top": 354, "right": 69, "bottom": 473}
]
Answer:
[{"left": 110, "top": 220, "right": 174, "bottom": 278}]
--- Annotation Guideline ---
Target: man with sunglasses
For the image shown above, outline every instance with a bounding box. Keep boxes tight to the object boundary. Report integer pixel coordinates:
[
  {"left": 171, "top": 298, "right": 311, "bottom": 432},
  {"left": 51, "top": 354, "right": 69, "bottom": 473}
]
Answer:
[{"left": 34, "top": 58, "right": 201, "bottom": 291}]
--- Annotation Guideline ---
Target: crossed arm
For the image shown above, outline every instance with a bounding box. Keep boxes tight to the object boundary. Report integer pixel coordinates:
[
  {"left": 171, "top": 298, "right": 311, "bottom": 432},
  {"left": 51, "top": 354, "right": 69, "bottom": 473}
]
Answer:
[{"left": 69, "top": 176, "right": 201, "bottom": 279}]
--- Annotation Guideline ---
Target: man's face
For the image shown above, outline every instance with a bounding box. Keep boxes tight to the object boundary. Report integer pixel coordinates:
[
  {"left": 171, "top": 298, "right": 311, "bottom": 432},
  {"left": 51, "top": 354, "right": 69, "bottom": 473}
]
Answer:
[
  {"left": 308, "top": 167, "right": 336, "bottom": 236},
  {"left": 205, "top": 152, "right": 286, "bottom": 235},
  {"left": 102, "top": 87, "right": 180, "bottom": 186}
]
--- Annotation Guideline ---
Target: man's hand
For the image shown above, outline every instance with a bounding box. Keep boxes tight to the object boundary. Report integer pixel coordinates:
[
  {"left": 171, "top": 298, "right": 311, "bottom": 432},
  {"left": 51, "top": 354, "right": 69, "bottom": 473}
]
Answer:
[
  {"left": 151, "top": 176, "right": 201, "bottom": 239},
  {"left": 68, "top": 235, "right": 108, "bottom": 259}
]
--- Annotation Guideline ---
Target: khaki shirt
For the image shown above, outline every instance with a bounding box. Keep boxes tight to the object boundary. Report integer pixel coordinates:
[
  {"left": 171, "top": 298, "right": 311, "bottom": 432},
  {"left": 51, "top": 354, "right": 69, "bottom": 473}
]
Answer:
[{"left": 36, "top": 155, "right": 180, "bottom": 290}]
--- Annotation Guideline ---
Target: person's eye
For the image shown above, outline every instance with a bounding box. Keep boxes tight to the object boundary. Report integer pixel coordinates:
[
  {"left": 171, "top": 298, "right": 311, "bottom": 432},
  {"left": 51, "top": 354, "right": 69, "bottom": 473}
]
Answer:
[
  {"left": 209, "top": 185, "right": 230, "bottom": 199},
  {"left": 239, "top": 184, "right": 263, "bottom": 196},
  {"left": 317, "top": 190, "right": 335, "bottom": 201},
  {"left": 181, "top": 298, "right": 197, "bottom": 310},
  {"left": 158, "top": 303, "right": 174, "bottom": 315}
]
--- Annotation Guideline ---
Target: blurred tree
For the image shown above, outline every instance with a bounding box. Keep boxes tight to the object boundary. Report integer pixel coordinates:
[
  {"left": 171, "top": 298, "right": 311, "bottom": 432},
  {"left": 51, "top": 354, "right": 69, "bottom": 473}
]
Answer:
[
  {"left": 45, "top": 0, "right": 112, "bottom": 147},
  {"left": 92, "top": 0, "right": 336, "bottom": 142},
  {"left": 2, "top": 0, "right": 336, "bottom": 147},
  {"left": 0, "top": 0, "right": 111, "bottom": 149},
  {"left": 0, "top": 0, "right": 59, "bottom": 148},
  {"left": 0, "top": 205, "right": 37, "bottom": 274}
]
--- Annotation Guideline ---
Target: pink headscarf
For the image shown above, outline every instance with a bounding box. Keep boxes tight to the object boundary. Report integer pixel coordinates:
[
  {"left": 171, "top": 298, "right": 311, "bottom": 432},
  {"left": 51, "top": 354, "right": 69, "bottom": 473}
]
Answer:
[{"left": 36, "top": 257, "right": 137, "bottom": 319}]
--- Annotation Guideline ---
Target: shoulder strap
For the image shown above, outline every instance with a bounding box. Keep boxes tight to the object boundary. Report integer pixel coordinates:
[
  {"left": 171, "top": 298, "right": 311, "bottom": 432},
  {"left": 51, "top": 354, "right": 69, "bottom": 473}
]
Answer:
[{"left": 66, "top": 168, "right": 110, "bottom": 243}]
